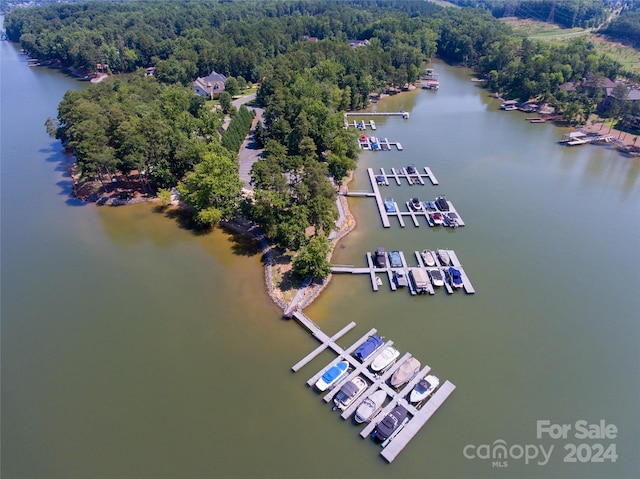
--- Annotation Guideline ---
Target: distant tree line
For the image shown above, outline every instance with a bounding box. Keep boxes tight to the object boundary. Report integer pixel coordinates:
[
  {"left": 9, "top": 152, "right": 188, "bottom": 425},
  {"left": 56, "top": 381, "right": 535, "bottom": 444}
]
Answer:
[{"left": 599, "top": 5, "right": 640, "bottom": 48}]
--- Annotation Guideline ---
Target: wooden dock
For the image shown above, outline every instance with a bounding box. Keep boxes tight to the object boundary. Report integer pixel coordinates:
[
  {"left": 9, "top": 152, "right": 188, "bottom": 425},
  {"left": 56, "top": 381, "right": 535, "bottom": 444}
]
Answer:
[{"left": 379, "top": 380, "right": 457, "bottom": 463}]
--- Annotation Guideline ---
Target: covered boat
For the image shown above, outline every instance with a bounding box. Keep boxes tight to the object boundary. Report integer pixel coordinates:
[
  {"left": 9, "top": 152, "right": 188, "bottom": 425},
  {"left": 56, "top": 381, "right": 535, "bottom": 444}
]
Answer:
[
  {"left": 389, "top": 357, "right": 420, "bottom": 388},
  {"left": 384, "top": 197, "right": 396, "bottom": 213},
  {"left": 354, "top": 335, "right": 384, "bottom": 362},
  {"left": 435, "top": 195, "right": 450, "bottom": 211},
  {"left": 394, "top": 270, "right": 408, "bottom": 287},
  {"left": 315, "top": 360, "right": 349, "bottom": 392},
  {"left": 374, "top": 247, "right": 386, "bottom": 268},
  {"left": 333, "top": 376, "right": 368, "bottom": 411},
  {"left": 409, "top": 375, "right": 440, "bottom": 403},
  {"left": 374, "top": 405, "right": 409, "bottom": 442},
  {"left": 371, "top": 346, "right": 400, "bottom": 372},
  {"left": 448, "top": 267, "right": 463, "bottom": 288},
  {"left": 354, "top": 390, "right": 387, "bottom": 423},
  {"left": 388, "top": 250, "right": 402, "bottom": 268},
  {"left": 421, "top": 249, "right": 436, "bottom": 267},
  {"left": 410, "top": 268, "right": 429, "bottom": 294}
]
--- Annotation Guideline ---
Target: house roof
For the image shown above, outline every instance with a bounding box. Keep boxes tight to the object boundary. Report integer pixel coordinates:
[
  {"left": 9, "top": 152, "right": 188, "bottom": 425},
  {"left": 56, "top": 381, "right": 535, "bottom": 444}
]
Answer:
[{"left": 200, "top": 71, "right": 227, "bottom": 84}]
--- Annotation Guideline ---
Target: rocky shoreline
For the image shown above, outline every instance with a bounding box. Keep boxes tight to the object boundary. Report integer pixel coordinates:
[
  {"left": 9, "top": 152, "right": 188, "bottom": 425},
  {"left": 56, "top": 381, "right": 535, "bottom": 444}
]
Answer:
[{"left": 222, "top": 172, "right": 357, "bottom": 317}]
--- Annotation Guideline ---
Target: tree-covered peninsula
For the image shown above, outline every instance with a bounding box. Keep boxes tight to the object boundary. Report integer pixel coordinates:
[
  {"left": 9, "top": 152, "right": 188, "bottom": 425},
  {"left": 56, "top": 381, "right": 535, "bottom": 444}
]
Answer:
[{"left": 10, "top": 0, "right": 639, "bottom": 280}]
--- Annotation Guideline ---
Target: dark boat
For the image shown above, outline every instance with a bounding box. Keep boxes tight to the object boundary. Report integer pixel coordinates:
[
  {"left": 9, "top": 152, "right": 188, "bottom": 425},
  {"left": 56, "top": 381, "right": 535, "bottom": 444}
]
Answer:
[
  {"left": 435, "top": 195, "right": 450, "bottom": 211},
  {"left": 375, "top": 247, "right": 387, "bottom": 268},
  {"left": 333, "top": 376, "right": 367, "bottom": 411},
  {"left": 374, "top": 405, "right": 409, "bottom": 442},
  {"left": 354, "top": 335, "right": 384, "bottom": 362}
]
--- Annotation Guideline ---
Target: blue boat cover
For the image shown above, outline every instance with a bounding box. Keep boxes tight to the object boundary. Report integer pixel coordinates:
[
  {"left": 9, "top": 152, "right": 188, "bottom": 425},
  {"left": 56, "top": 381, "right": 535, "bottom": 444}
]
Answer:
[
  {"left": 354, "top": 335, "right": 384, "bottom": 361},
  {"left": 321, "top": 361, "right": 347, "bottom": 383},
  {"left": 449, "top": 267, "right": 462, "bottom": 282}
]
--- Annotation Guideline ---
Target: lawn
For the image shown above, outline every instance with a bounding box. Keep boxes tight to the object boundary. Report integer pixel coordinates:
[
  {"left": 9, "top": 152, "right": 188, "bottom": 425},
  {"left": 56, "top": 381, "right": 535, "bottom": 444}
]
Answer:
[{"left": 501, "top": 17, "right": 640, "bottom": 76}]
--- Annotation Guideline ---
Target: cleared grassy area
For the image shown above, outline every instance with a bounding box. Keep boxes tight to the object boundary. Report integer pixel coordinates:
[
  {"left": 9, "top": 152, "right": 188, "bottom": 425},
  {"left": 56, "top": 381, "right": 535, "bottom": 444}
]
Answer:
[{"left": 502, "top": 17, "right": 640, "bottom": 75}]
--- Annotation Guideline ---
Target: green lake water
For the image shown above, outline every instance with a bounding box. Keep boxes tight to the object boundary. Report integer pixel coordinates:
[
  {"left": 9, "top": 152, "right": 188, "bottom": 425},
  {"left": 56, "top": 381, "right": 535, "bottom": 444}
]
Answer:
[{"left": 2, "top": 33, "right": 639, "bottom": 479}]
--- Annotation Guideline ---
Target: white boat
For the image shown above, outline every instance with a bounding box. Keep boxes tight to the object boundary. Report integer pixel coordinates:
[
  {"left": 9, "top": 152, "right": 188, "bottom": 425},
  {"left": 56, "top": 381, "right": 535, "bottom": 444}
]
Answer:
[
  {"left": 421, "top": 249, "right": 436, "bottom": 267},
  {"left": 370, "top": 346, "right": 400, "bottom": 372},
  {"left": 389, "top": 357, "right": 420, "bottom": 388},
  {"left": 428, "top": 269, "right": 444, "bottom": 287},
  {"left": 409, "top": 375, "right": 440, "bottom": 403},
  {"left": 333, "top": 376, "right": 368, "bottom": 411},
  {"left": 354, "top": 390, "right": 387, "bottom": 423},
  {"left": 437, "top": 249, "right": 450, "bottom": 266},
  {"left": 376, "top": 276, "right": 382, "bottom": 286},
  {"left": 315, "top": 360, "right": 349, "bottom": 392}
]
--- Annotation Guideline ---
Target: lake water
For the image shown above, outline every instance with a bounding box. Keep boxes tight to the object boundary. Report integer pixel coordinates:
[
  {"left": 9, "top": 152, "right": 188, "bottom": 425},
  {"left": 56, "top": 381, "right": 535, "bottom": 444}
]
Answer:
[{"left": 2, "top": 31, "right": 639, "bottom": 479}]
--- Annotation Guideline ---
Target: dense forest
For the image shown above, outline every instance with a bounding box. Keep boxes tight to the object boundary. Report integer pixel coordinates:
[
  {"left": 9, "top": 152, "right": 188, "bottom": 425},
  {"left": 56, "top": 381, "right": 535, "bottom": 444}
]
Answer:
[
  {"left": 599, "top": 3, "right": 640, "bottom": 47},
  {"left": 8, "top": 0, "right": 639, "bottom": 278}
]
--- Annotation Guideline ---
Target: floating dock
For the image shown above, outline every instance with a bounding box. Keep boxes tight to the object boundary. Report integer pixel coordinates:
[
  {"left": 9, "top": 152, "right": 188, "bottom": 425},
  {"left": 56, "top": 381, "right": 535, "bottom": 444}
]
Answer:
[
  {"left": 379, "top": 380, "right": 456, "bottom": 463},
  {"left": 291, "top": 316, "right": 456, "bottom": 464},
  {"left": 378, "top": 166, "right": 439, "bottom": 186},
  {"left": 359, "top": 136, "right": 403, "bottom": 151},
  {"left": 331, "top": 249, "right": 475, "bottom": 295},
  {"left": 345, "top": 119, "right": 377, "bottom": 130},
  {"left": 365, "top": 168, "right": 464, "bottom": 229}
]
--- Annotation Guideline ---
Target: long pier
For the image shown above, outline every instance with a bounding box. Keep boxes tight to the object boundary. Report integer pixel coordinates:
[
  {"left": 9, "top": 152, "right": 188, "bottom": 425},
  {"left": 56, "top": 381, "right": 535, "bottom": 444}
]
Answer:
[{"left": 345, "top": 111, "right": 409, "bottom": 119}]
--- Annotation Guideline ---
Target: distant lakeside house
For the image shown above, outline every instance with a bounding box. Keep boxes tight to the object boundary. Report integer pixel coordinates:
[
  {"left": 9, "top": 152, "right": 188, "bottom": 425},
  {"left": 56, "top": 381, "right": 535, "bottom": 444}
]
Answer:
[
  {"left": 559, "top": 77, "right": 640, "bottom": 106},
  {"left": 194, "top": 70, "right": 227, "bottom": 99}
]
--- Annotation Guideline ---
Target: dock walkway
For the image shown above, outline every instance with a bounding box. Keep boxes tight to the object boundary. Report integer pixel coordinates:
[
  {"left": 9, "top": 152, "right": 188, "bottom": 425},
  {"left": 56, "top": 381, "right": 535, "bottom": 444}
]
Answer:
[
  {"left": 379, "top": 380, "right": 456, "bottom": 463},
  {"left": 290, "top": 312, "right": 356, "bottom": 372},
  {"left": 345, "top": 111, "right": 409, "bottom": 119}
]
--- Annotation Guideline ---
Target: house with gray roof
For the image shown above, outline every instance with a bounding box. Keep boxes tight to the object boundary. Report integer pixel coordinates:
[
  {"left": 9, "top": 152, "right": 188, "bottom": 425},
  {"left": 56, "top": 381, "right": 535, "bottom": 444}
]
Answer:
[{"left": 194, "top": 70, "right": 227, "bottom": 99}]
